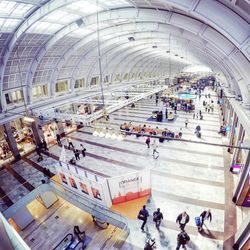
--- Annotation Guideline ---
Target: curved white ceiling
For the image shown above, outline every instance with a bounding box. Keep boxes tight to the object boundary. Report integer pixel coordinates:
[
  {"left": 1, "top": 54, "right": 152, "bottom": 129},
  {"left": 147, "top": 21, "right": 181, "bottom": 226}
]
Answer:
[{"left": 0, "top": 0, "right": 249, "bottom": 111}]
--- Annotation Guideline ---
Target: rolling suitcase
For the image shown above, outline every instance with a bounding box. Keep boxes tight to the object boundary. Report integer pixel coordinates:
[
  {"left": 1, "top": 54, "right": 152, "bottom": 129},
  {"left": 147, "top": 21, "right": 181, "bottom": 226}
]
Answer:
[{"left": 195, "top": 216, "right": 202, "bottom": 231}]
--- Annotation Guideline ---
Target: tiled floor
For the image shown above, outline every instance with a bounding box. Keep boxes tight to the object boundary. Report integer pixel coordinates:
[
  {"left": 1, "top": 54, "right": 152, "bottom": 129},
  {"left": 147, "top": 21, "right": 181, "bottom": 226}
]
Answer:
[
  {"left": 0, "top": 87, "right": 236, "bottom": 249},
  {"left": 18, "top": 198, "right": 124, "bottom": 250}
]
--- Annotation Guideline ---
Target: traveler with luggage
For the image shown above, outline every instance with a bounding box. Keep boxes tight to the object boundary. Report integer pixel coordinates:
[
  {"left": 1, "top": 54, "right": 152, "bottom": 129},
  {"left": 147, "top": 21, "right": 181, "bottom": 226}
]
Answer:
[{"left": 200, "top": 209, "right": 212, "bottom": 229}]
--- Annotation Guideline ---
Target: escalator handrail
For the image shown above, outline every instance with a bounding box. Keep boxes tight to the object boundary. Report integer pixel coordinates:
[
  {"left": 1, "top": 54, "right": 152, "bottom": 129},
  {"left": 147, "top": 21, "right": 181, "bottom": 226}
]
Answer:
[
  {"left": 71, "top": 240, "right": 84, "bottom": 250},
  {"left": 53, "top": 233, "right": 74, "bottom": 250}
]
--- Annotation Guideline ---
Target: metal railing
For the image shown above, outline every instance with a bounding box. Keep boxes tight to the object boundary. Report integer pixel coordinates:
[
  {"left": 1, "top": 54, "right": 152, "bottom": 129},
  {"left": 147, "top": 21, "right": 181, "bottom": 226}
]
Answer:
[{"left": 37, "top": 85, "right": 167, "bottom": 126}]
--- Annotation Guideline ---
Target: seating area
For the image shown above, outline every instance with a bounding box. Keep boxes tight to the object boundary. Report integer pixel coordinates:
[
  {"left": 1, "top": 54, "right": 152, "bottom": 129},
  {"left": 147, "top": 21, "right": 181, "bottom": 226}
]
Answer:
[{"left": 120, "top": 122, "right": 177, "bottom": 140}]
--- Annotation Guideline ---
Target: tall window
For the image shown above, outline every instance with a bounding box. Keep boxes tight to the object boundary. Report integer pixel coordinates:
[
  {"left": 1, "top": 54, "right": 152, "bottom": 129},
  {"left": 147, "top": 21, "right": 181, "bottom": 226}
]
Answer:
[
  {"left": 32, "top": 84, "right": 48, "bottom": 100},
  {"left": 90, "top": 76, "right": 99, "bottom": 86},
  {"left": 75, "top": 79, "right": 85, "bottom": 89},
  {"left": 55, "top": 80, "right": 68, "bottom": 93},
  {"left": 5, "top": 89, "right": 24, "bottom": 105}
]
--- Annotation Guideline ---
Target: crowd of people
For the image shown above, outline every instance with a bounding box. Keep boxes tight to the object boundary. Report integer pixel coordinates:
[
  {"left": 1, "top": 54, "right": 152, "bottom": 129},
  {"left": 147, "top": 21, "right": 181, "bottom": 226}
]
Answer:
[{"left": 138, "top": 205, "right": 213, "bottom": 250}]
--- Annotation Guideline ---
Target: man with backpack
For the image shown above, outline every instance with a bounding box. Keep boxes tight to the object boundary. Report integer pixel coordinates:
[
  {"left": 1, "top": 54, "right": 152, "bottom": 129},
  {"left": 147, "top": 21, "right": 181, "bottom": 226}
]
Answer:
[
  {"left": 153, "top": 208, "right": 163, "bottom": 230},
  {"left": 176, "top": 230, "right": 190, "bottom": 250}
]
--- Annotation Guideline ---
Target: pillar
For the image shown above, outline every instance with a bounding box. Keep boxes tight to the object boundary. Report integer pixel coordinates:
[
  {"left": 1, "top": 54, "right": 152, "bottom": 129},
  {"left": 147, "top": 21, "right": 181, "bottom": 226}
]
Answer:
[
  {"left": 232, "top": 151, "right": 250, "bottom": 204},
  {"left": 56, "top": 120, "right": 65, "bottom": 137},
  {"left": 233, "top": 211, "right": 250, "bottom": 249},
  {"left": 231, "top": 125, "right": 244, "bottom": 166},
  {"left": 31, "top": 118, "right": 44, "bottom": 147},
  {"left": 228, "top": 112, "right": 238, "bottom": 154},
  {"left": 3, "top": 122, "right": 21, "bottom": 160}
]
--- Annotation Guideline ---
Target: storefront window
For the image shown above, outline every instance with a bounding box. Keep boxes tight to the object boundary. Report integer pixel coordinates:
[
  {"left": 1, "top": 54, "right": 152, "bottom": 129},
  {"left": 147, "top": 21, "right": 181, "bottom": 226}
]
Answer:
[
  {"left": 42, "top": 122, "right": 58, "bottom": 143},
  {"left": 0, "top": 126, "right": 14, "bottom": 165},
  {"left": 11, "top": 118, "right": 35, "bottom": 155}
]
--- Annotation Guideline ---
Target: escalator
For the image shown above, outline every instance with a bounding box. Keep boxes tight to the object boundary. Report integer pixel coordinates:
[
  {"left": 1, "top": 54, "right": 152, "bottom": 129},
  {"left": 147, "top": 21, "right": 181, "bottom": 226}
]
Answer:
[
  {"left": 53, "top": 233, "right": 74, "bottom": 250},
  {"left": 53, "top": 233, "right": 86, "bottom": 250}
]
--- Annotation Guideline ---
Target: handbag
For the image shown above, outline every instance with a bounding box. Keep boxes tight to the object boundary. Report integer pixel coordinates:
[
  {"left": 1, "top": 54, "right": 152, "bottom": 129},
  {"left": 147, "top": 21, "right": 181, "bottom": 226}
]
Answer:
[{"left": 137, "top": 213, "right": 145, "bottom": 220}]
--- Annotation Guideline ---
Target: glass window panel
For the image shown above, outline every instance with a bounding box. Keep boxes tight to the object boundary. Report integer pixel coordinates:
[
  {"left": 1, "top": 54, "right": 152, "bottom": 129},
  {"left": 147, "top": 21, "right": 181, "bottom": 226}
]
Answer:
[
  {"left": 0, "top": 18, "right": 20, "bottom": 32},
  {"left": 5, "top": 93, "right": 11, "bottom": 104},
  {"left": 0, "top": 1, "right": 16, "bottom": 15},
  {"left": 42, "top": 10, "right": 80, "bottom": 24},
  {"left": 66, "top": 1, "right": 102, "bottom": 14},
  {"left": 12, "top": 3, "right": 34, "bottom": 16},
  {"left": 11, "top": 91, "right": 17, "bottom": 102},
  {"left": 27, "top": 21, "right": 63, "bottom": 34}
]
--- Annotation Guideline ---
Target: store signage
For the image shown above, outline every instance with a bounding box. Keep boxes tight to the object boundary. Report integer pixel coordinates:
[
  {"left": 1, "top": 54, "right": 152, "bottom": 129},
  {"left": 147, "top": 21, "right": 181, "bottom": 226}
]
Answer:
[{"left": 108, "top": 171, "right": 151, "bottom": 204}]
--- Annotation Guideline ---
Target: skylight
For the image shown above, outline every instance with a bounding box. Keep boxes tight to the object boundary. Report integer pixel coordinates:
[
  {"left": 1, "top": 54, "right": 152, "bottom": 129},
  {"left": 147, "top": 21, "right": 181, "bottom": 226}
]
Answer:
[
  {"left": 66, "top": 1, "right": 103, "bottom": 15},
  {"left": 0, "top": 1, "right": 33, "bottom": 17},
  {"left": 0, "top": 18, "right": 20, "bottom": 32},
  {"left": 100, "top": 0, "right": 130, "bottom": 8},
  {"left": 68, "top": 28, "right": 93, "bottom": 38},
  {"left": 42, "top": 10, "right": 81, "bottom": 25},
  {"left": 183, "top": 65, "right": 212, "bottom": 73},
  {"left": 27, "top": 21, "right": 64, "bottom": 34}
]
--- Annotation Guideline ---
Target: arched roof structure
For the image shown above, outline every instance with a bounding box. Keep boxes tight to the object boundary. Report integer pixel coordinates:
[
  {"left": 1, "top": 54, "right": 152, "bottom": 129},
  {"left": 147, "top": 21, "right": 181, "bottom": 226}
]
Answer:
[{"left": 0, "top": 0, "right": 249, "bottom": 112}]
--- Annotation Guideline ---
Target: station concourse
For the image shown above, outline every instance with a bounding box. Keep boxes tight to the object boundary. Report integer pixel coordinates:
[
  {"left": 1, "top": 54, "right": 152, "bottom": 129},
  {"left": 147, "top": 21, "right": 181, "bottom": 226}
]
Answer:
[{"left": 0, "top": 1, "right": 250, "bottom": 250}]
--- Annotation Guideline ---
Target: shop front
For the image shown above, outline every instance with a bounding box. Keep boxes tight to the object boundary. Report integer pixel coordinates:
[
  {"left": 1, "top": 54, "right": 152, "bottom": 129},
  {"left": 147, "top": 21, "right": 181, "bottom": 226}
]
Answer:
[
  {"left": 0, "top": 126, "right": 14, "bottom": 165},
  {"left": 10, "top": 118, "right": 36, "bottom": 155}
]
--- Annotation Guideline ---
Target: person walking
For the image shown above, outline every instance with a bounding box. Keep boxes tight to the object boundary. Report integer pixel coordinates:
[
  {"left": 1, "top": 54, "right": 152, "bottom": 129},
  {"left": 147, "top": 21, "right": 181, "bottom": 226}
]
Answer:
[
  {"left": 176, "top": 211, "right": 190, "bottom": 231},
  {"left": 138, "top": 205, "right": 149, "bottom": 231},
  {"left": 74, "top": 149, "right": 80, "bottom": 160},
  {"left": 80, "top": 144, "right": 86, "bottom": 157},
  {"left": 56, "top": 134, "right": 62, "bottom": 146},
  {"left": 176, "top": 230, "right": 190, "bottom": 250},
  {"left": 185, "top": 118, "right": 188, "bottom": 128},
  {"left": 68, "top": 138, "right": 74, "bottom": 150},
  {"left": 178, "top": 128, "right": 182, "bottom": 139},
  {"left": 145, "top": 136, "right": 150, "bottom": 149},
  {"left": 152, "top": 140, "right": 159, "bottom": 159},
  {"left": 42, "top": 139, "right": 49, "bottom": 151},
  {"left": 200, "top": 209, "right": 212, "bottom": 230},
  {"left": 153, "top": 208, "right": 163, "bottom": 230}
]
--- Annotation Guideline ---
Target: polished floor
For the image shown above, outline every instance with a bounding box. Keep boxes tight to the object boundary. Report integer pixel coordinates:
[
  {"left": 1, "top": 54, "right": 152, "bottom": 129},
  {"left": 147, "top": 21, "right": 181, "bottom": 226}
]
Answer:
[
  {"left": 0, "top": 87, "right": 236, "bottom": 249},
  {"left": 17, "top": 198, "right": 125, "bottom": 250}
]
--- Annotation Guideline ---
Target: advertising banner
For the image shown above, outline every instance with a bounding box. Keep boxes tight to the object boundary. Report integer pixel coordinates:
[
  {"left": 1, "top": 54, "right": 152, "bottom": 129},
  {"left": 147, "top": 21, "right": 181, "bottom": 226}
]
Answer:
[
  {"left": 55, "top": 163, "right": 112, "bottom": 207},
  {"left": 108, "top": 171, "right": 151, "bottom": 204}
]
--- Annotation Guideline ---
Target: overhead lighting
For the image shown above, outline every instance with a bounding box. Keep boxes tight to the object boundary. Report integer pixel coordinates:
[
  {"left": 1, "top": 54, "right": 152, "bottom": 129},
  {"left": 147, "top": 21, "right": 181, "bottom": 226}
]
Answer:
[{"left": 23, "top": 116, "right": 35, "bottom": 123}]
